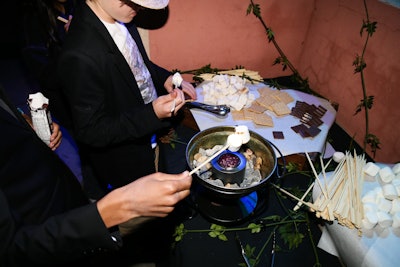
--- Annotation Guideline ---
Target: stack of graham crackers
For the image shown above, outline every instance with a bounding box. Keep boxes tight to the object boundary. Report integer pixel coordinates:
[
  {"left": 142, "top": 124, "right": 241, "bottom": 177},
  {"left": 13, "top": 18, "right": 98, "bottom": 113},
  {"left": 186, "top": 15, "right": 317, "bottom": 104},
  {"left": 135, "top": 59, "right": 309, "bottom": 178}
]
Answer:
[{"left": 231, "top": 86, "right": 294, "bottom": 127}]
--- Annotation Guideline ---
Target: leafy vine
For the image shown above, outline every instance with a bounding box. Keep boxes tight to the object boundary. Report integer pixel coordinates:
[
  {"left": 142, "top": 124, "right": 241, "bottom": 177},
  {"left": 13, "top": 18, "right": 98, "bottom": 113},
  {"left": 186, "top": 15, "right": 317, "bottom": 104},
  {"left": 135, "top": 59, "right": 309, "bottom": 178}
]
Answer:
[{"left": 352, "top": 0, "right": 380, "bottom": 157}]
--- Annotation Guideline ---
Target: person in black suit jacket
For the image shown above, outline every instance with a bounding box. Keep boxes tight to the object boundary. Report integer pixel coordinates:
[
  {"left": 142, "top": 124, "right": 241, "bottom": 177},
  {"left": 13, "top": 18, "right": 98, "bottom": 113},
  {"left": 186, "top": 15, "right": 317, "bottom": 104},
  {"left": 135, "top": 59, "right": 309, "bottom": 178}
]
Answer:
[
  {"left": 20, "top": 0, "right": 77, "bottom": 129},
  {"left": 0, "top": 85, "right": 192, "bottom": 266},
  {"left": 57, "top": 0, "right": 197, "bottom": 195}
]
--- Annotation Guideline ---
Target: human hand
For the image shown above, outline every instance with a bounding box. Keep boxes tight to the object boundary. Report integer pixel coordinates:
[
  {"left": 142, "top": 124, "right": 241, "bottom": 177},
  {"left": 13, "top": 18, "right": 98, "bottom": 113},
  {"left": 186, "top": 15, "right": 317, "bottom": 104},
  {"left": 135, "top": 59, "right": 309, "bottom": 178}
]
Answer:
[
  {"left": 97, "top": 171, "right": 192, "bottom": 228},
  {"left": 152, "top": 89, "right": 185, "bottom": 118},
  {"left": 49, "top": 122, "right": 62, "bottom": 150},
  {"left": 164, "top": 75, "right": 197, "bottom": 101}
]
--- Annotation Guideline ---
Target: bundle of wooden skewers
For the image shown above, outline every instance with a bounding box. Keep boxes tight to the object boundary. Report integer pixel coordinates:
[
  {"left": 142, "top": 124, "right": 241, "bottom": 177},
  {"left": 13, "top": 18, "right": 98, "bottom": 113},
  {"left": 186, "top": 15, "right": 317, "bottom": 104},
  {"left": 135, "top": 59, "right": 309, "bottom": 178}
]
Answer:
[{"left": 272, "top": 151, "right": 367, "bottom": 233}]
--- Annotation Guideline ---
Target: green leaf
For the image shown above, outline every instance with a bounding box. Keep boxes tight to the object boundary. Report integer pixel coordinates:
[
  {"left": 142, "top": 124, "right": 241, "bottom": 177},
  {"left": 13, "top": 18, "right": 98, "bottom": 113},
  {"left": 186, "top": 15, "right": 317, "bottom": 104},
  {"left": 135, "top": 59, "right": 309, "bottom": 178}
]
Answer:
[
  {"left": 252, "top": 4, "right": 261, "bottom": 18},
  {"left": 248, "top": 222, "right": 262, "bottom": 233},
  {"left": 208, "top": 232, "right": 217, "bottom": 238},
  {"left": 278, "top": 223, "right": 305, "bottom": 249},
  {"left": 286, "top": 161, "right": 299, "bottom": 172},
  {"left": 218, "top": 234, "right": 228, "bottom": 241},
  {"left": 246, "top": 4, "right": 252, "bottom": 15},
  {"left": 267, "top": 28, "right": 275, "bottom": 42}
]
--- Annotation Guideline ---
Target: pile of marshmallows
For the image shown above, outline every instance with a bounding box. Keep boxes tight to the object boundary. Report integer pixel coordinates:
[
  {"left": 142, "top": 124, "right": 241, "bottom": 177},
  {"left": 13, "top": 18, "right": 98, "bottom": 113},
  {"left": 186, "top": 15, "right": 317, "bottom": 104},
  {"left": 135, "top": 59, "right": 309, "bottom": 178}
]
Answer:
[
  {"left": 362, "top": 162, "right": 400, "bottom": 230},
  {"left": 202, "top": 74, "right": 256, "bottom": 111}
]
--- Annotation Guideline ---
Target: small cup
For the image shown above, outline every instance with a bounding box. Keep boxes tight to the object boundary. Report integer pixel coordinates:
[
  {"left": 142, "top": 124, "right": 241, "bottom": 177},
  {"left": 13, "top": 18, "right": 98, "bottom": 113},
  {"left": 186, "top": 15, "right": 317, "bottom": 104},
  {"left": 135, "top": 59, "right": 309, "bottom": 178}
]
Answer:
[{"left": 211, "top": 151, "right": 246, "bottom": 185}]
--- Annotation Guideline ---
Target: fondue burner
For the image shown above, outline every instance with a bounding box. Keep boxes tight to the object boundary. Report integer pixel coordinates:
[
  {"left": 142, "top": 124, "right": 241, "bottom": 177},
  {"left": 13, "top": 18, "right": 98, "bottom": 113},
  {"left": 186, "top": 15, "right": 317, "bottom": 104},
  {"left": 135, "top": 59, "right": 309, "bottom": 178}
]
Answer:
[
  {"left": 191, "top": 185, "right": 269, "bottom": 225},
  {"left": 211, "top": 151, "right": 246, "bottom": 185},
  {"left": 186, "top": 126, "right": 283, "bottom": 225}
]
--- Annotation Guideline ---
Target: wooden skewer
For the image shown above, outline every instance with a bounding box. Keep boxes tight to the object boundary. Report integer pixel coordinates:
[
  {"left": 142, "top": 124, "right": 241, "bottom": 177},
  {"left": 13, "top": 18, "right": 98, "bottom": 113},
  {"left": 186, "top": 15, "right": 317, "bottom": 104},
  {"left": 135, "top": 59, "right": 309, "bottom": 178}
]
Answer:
[
  {"left": 305, "top": 152, "right": 328, "bottom": 200},
  {"left": 189, "top": 143, "right": 229, "bottom": 175},
  {"left": 293, "top": 181, "right": 314, "bottom": 211},
  {"left": 57, "top": 16, "right": 69, "bottom": 24},
  {"left": 271, "top": 183, "right": 318, "bottom": 211}
]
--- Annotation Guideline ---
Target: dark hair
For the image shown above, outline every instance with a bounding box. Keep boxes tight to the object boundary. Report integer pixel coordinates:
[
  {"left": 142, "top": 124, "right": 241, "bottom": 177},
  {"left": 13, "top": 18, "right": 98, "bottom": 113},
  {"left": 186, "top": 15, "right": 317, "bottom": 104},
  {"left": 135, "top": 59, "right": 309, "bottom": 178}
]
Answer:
[{"left": 21, "top": 0, "right": 76, "bottom": 49}]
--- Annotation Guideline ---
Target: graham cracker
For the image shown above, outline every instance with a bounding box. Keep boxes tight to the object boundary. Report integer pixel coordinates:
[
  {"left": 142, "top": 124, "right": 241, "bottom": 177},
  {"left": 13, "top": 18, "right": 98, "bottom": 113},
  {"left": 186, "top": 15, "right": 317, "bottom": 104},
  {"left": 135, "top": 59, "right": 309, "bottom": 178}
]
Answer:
[{"left": 271, "top": 101, "right": 291, "bottom": 116}]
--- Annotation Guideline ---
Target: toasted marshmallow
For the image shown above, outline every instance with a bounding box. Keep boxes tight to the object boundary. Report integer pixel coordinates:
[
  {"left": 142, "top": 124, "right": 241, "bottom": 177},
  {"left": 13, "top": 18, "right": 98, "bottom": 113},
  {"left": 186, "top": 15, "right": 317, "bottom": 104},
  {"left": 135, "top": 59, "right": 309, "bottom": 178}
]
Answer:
[{"left": 235, "top": 125, "right": 250, "bottom": 144}]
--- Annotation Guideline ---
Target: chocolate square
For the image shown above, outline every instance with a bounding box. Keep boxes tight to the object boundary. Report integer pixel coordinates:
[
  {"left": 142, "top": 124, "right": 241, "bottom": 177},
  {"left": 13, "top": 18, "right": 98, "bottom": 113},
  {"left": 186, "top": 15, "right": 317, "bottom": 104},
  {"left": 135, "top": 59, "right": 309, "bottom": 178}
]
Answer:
[{"left": 273, "top": 131, "right": 285, "bottom": 139}]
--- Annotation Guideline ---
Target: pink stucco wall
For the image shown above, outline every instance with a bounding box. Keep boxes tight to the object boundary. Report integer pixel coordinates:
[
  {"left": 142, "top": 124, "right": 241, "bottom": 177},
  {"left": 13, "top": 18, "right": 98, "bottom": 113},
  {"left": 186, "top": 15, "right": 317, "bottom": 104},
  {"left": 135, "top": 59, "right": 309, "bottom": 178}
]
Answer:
[{"left": 149, "top": 0, "right": 400, "bottom": 163}]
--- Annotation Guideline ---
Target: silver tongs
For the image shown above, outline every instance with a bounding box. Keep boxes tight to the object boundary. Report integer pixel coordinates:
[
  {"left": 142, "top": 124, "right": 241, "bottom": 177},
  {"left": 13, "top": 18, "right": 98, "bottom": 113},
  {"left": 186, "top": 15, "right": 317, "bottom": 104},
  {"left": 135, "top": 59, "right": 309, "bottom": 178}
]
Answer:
[{"left": 185, "top": 101, "right": 230, "bottom": 118}]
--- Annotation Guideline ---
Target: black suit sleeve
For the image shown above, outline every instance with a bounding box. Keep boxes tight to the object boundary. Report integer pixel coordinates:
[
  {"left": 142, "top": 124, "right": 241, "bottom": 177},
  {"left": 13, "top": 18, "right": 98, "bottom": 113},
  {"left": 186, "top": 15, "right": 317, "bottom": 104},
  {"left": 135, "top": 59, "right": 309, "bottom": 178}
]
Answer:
[{"left": 0, "top": 191, "right": 121, "bottom": 266}]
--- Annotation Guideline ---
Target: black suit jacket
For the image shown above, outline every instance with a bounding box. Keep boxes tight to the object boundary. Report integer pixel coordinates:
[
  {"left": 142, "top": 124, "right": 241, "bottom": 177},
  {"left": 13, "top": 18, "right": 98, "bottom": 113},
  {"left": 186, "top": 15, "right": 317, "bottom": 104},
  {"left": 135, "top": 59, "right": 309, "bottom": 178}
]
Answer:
[
  {"left": 57, "top": 2, "right": 172, "bottom": 191},
  {"left": 0, "top": 87, "right": 121, "bottom": 266}
]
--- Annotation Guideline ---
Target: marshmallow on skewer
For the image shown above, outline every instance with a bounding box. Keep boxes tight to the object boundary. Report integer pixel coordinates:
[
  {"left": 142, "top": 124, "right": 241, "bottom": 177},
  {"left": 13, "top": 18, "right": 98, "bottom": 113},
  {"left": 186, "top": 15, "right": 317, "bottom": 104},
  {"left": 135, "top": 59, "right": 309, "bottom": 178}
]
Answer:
[
  {"left": 234, "top": 125, "right": 250, "bottom": 144},
  {"left": 189, "top": 127, "right": 249, "bottom": 175},
  {"left": 170, "top": 72, "right": 183, "bottom": 113},
  {"left": 227, "top": 125, "right": 251, "bottom": 151},
  {"left": 226, "top": 134, "right": 243, "bottom": 152},
  {"left": 172, "top": 72, "right": 183, "bottom": 89}
]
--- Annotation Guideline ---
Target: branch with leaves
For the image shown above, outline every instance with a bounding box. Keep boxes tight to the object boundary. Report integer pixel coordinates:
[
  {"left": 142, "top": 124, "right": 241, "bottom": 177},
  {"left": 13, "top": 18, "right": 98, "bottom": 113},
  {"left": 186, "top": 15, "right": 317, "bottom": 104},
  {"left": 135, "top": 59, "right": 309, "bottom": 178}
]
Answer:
[
  {"left": 246, "top": 0, "right": 317, "bottom": 97},
  {"left": 352, "top": 0, "right": 380, "bottom": 157}
]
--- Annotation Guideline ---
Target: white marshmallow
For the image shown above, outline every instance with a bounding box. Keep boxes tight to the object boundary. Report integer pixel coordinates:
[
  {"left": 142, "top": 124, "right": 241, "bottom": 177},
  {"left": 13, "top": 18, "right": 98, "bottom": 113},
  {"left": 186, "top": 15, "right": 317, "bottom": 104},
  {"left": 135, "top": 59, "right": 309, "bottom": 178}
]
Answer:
[
  {"left": 363, "top": 162, "right": 380, "bottom": 181},
  {"left": 235, "top": 125, "right": 250, "bottom": 144},
  {"left": 362, "top": 211, "right": 378, "bottom": 229},
  {"left": 377, "top": 211, "right": 393, "bottom": 228},
  {"left": 377, "top": 197, "right": 392, "bottom": 213},
  {"left": 332, "top": 152, "right": 345, "bottom": 163},
  {"left": 392, "top": 179, "right": 400, "bottom": 196},
  {"left": 362, "top": 190, "right": 377, "bottom": 204},
  {"left": 379, "top": 166, "right": 395, "bottom": 183},
  {"left": 392, "top": 212, "right": 400, "bottom": 228},
  {"left": 390, "top": 199, "right": 400, "bottom": 214},
  {"left": 382, "top": 183, "right": 398, "bottom": 200},
  {"left": 172, "top": 72, "right": 183, "bottom": 88},
  {"left": 392, "top": 163, "right": 400, "bottom": 175},
  {"left": 363, "top": 202, "right": 378, "bottom": 213},
  {"left": 374, "top": 186, "right": 384, "bottom": 199},
  {"left": 227, "top": 134, "right": 243, "bottom": 152}
]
